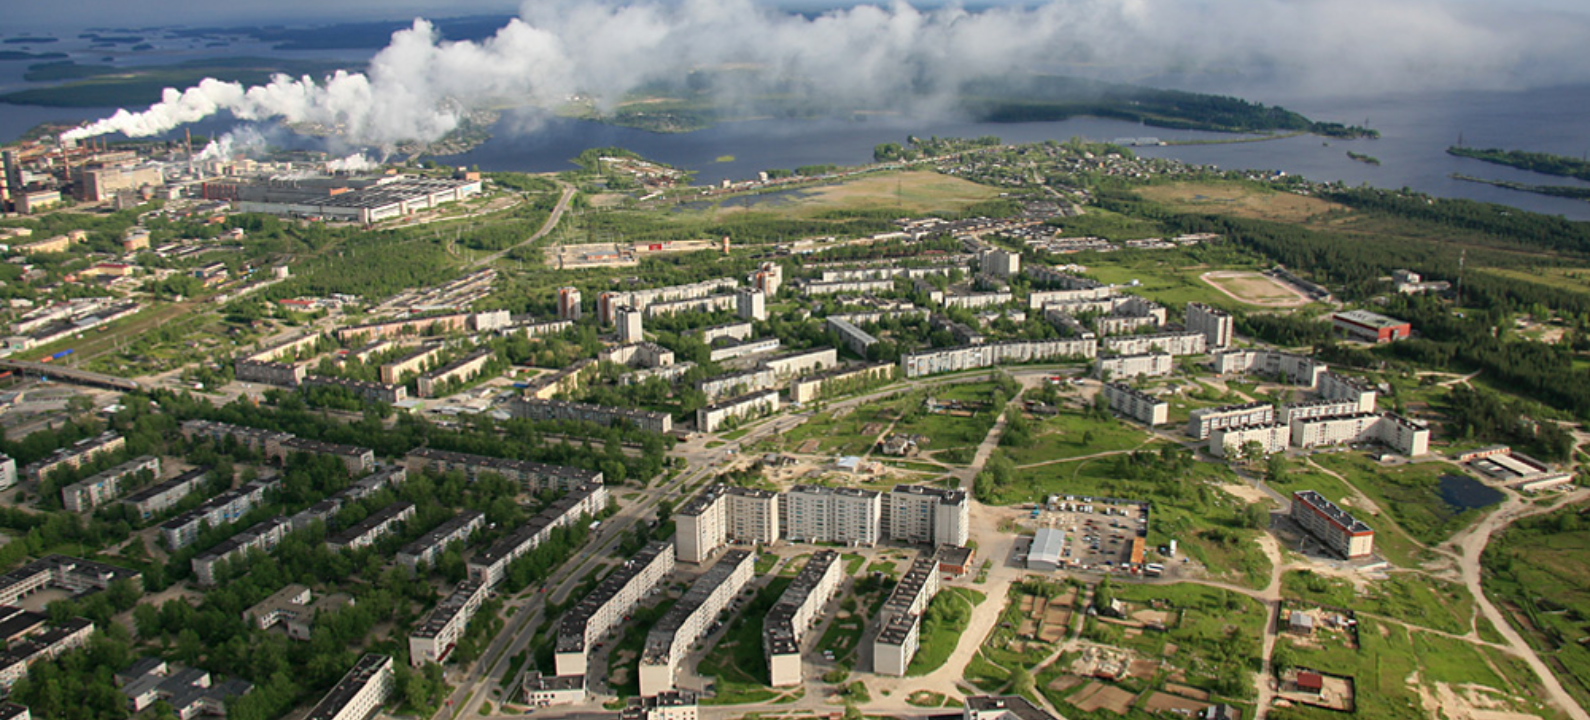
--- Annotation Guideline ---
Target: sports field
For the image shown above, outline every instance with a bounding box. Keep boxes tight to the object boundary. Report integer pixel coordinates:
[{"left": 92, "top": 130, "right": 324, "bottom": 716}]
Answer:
[{"left": 1201, "top": 270, "right": 1310, "bottom": 307}]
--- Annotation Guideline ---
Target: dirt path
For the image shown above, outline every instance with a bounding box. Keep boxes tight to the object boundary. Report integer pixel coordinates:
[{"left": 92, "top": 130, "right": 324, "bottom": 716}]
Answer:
[{"left": 1447, "top": 488, "right": 1590, "bottom": 720}]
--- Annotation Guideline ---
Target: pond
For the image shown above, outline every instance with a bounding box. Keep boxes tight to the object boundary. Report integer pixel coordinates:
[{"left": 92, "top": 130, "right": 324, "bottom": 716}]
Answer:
[{"left": 1439, "top": 474, "right": 1505, "bottom": 512}]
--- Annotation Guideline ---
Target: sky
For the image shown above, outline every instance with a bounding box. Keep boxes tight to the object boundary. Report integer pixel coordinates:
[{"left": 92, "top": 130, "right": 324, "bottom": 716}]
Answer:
[{"left": 7, "top": 0, "right": 1589, "bottom": 30}]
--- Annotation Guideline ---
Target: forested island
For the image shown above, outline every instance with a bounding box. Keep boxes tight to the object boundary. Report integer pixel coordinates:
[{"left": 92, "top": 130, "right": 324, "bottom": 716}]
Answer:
[
  {"left": 1448, "top": 146, "right": 1590, "bottom": 182},
  {"left": 1451, "top": 173, "right": 1590, "bottom": 201}
]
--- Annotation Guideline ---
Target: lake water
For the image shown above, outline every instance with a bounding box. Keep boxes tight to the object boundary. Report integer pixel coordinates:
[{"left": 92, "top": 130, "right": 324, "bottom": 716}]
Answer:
[
  {"left": 1439, "top": 474, "right": 1505, "bottom": 512},
  {"left": 4, "top": 38, "right": 1590, "bottom": 221}
]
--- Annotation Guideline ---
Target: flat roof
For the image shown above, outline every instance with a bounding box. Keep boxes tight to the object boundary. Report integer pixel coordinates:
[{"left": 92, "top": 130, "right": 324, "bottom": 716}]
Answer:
[
  {"left": 1334, "top": 309, "right": 1408, "bottom": 329},
  {"left": 1030, "top": 528, "right": 1066, "bottom": 565}
]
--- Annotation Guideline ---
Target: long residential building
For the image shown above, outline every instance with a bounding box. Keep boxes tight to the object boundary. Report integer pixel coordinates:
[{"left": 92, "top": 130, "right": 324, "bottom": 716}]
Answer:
[
  {"left": 782, "top": 485, "right": 882, "bottom": 546},
  {"left": 1316, "top": 371, "right": 1378, "bottom": 413},
  {"left": 191, "top": 516, "right": 293, "bottom": 586},
  {"left": 1289, "top": 412, "right": 1430, "bottom": 456},
  {"left": 639, "top": 549, "right": 755, "bottom": 696},
  {"left": 696, "top": 389, "right": 780, "bottom": 433},
  {"left": 789, "top": 363, "right": 894, "bottom": 404},
  {"left": 510, "top": 397, "right": 673, "bottom": 434},
  {"left": 397, "top": 510, "right": 486, "bottom": 570},
  {"left": 24, "top": 432, "right": 125, "bottom": 483},
  {"left": 409, "top": 579, "right": 491, "bottom": 667},
  {"left": 160, "top": 476, "right": 279, "bottom": 550},
  {"left": 1211, "top": 349, "right": 1326, "bottom": 388},
  {"left": 888, "top": 485, "right": 969, "bottom": 547},
  {"left": 763, "top": 347, "right": 840, "bottom": 379},
  {"left": 180, "top": 420, "right": 290, "bottom": 453},
  {"left": 598, "top": 279, "right": 741, "bottom": 323},
  {"left": 300, "top": 375, "right": 408, "bottom": 405},
  {"left": 901, "top": 338, "right": 1097, "bottom": 378},
  {"left": 303, "top": 654, "right": 395, "bottom": 720},
  {"left": 1101, "top": 330, "right": 1206, "bottom": 357},
  {"left": 1290, "top": 490, "right": 1374, "bottom": 559},
  {"left": 467, "top": 482, "right": 609, "bottom": 588},
  {"left": 1094, "top": 352, "right": 1173, "bottom": 381},
  {"left": 708, "top": 337, "right": 782, "bottom": 363},
  {"left": 801, "top": 278, "right": 895, "bottom": 296},
  {"left": 826, "top": 316, "right": 879, "bottom": 355},
  {"left": 0, "top": 618, "right": 95, "bottom": 691},
  {"left": 417, "top": 349, "right": 494, "bottom": 398},
  {"left": 675, "top": 485, "right": 781, "bottom": 563},
  {"left": 123, "top": 465, "right": 207, "bottom": 520},
  {"left": 60, "top": 455, "right": 161, "bottom": 513},
  {"left": 1278, "top": 399, "right": 1364, "bottom": 425},
  {"left": 327, "top": 502, "right": 416, "bottom": 553},
  {"left": 873, "top": 557, "right": 941, "bottom": 676},
  {"left": 404, "top": 448, "right": 603, "bottom": 493},
  {"left": 379, "top": 344, "right": 445, "bottom": 385},
  {"left": 1102, "top": 383, "right": 1168, "bottom": 426},
  {"left": 765, "top": 550, "right": 844, "bottom": 687},
  {"left": 555, "top": 541, "right": 676, "bottom": 677},
  {"left": 265, "top": 436, "right": 376, "bottom": 476},
  {"left": 696, "top": 367, "right": 779, "bottom": 402},
  {"left": 0, "top": 555, "right": 142, "bottom": 606},
  {"left": 1187, "top": 403, "right": 1276, "bottom": 441},
  {"left": 335, "top": 313, "right": 471, "bottom": 343}
]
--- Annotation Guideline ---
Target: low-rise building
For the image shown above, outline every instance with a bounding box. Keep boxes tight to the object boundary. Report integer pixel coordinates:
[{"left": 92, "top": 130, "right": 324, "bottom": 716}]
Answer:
[
  {"left": 0, "top": 555, "right": 142, "bottom": 606},
  {"left": 24, "top": 432, "right": 124, "bottom": 484},
  {"left": 696, "top": 389, "right": 780, "bottom": 433},
  {"left": 244, "top": 584, "right": 354, "bottom": 641},
  {"left": 123, "top": 465, "right": 207, "bottom": 520},
  {"left": 0, "top": 618, "right": 96, "bottom": 690},
  {"left": 620, "top": 691, "right": 699, "bottom": 720},
  {"left": 522, "top": 673, "right": 585, "bottom": 708},
  {"left": 404, "top": 448, "right": 603, "bottom": 493},
  {"left": 115, "top": 657, "right": 253, "bottom": 719},
  {"left": 467, "top": 483, "right": 608, "bottom": 587},
  {"left": 191, "top": 516, "right": 293, "bottom": 586},
  {"left": 510, "top": 397, "right": 672, "bottom": 434},
  {"left": 1332, "top": 309, "right": 1411, "bottom": 343}
]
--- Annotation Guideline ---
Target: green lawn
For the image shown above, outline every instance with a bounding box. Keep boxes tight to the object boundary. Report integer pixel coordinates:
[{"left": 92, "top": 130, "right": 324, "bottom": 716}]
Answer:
[
  {"left": 1484, "top": 506, "right": 1590, "bottom": 711},
  {"left": 1312, "top": 453, "right": 1494, "bottom": 546},
  {"left": 1003, "top": 410, "right": 1154, "bottom": 466},
  {"left": 1283, "top": 570, "right": 1475, "bottom": 636},
  {"left": 906, "top": 587, "right": 986, "bottom": 676},
  {"left": 699, "top": 577, "right": 791, "bottom": 704},
  {"left": 1078, "top": 582, "right": 1266, "bottom": 701},
  {"left": 1267, "top": 458, "right": 1429, "bottom": 567}
]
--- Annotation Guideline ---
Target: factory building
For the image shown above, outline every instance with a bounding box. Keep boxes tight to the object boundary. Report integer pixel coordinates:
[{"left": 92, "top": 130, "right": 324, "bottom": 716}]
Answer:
[
  {"left": 231, "top": 176, "right": 482, "bottom": 224},
  {"left": 1027, "top": 528, "right": 1066, "bottom": 571},
  {"left": 1290, "top": 490, "right": 1375, "bottom": 559},
  {"left": 1102, "top": 383, "right": 1168, "bottom": 426},
  {"left": 783, "top": 485, "right": 882, "bottom": 546},
  {"left": 639, "top": 550, "right": 755, "bottom": 696},
  {"left": 765, "top": 550, "right": 844, "bottom": 687}
]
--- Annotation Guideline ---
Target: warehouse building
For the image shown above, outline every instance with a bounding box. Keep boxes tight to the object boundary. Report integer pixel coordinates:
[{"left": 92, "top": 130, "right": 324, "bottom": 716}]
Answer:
[{"left": 1332, "top": 309, "right": 1412, "bottom": 343}]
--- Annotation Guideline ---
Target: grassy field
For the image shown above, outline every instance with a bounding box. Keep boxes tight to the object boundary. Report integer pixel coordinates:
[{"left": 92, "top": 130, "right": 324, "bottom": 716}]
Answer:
[
  {"left": 781, "top": 382, "right": 1001, "bottom": 461},
  {"left": 1136, "top": 181, "right": 1349, "bottom": 224},
  {"left": 1484, "top": 506, "right": 1590, "bottom": 711},
  {"left": 1075, "top": 582, "right": 1266, "bottom": 700},
  {"left": 1003, "top": 410, "right": 1154, "bottom": 466},
  {"left": 798, "top": 171, "right": 1002, "bottom": 216},
  {"left": 1283, "top": 570, "right": 1476, "bottom": 636},
  {"left": 1311, "top": 453, "right": 1492, "bottom": 546},
  {"left": 906, "top": 587, "right": 986, "bottom": 676},
  {"left": 1265, "top": 458, "right": 1428, "bottom": 567}
]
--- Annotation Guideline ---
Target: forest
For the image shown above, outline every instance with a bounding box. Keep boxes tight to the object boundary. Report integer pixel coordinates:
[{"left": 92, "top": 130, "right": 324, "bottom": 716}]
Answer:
[{"left": 1448, "top": 146, "right": 1590, "bottom": 182}]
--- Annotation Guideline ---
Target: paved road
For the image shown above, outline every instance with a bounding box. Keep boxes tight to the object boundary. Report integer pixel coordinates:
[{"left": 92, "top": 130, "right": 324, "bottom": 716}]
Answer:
[{"left": 471, "top": 182, "right": 577, "bottom": 268}]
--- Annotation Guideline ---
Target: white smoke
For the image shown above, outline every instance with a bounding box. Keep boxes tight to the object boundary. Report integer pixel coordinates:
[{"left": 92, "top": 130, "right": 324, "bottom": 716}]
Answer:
[
  {"left": 60, "top": 0, "right": 1590, "bottom": 146},
  {"left": 195, "top": 125, "right": 269, "bottom": 162},
  {"left": 327, "top": 152, "right": 380, "bottom": 173}
]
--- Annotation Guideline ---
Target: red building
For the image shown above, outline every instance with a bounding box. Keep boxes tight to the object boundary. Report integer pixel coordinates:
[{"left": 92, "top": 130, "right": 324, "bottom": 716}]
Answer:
[{"left": 1331, "top": 310, "right": 1411, "bottom": 343}]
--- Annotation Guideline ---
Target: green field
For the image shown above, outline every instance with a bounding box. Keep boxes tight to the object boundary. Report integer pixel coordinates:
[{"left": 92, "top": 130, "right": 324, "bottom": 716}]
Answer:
[
  {"left": 1311, "top": 454, "right": 1493, "bottom": 546},
  {"left": 1283, "top": 570, "right": 1475, "bottom": 636},
  {"left": 1070, "top": 582, "right": 1265, "bottom": 701},
  {"left": 1484, "top": 506, "right": 1590, "bottom": 710},
  {"left": 906, "top": 587, "right": 986, "bottom": 676},
  {"left": 1002, "top": 409, "right": 1154, "bottom": 466},
  {"left": 1265, "top": 458, "right": 1428, "bottom": 567}
]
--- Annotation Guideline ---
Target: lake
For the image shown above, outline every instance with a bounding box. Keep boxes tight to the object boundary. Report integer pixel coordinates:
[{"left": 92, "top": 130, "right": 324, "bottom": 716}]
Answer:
[{"left": 1439, "top": 474, "right": 1505, "bottom": 512}]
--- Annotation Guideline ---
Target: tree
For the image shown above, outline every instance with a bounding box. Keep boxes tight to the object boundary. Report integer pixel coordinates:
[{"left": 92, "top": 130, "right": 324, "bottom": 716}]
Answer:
[
  {"left": 1011, "top": 667, "right": 1036, "bottom": 696},
  {"left": 1093, "top": 576, "right": 1115, "bottom": 611}
]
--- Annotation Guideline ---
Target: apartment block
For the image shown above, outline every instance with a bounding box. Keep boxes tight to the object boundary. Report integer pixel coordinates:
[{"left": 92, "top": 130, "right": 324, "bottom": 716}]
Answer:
[
  {"left": 1208, "top": 424, "right": 1289, "bottom": 459},
  {"left": 696, "top": 389, "right": 780, "bottom": 433},
  {"left": 1101, "top": 383, "right": 1168, "bottom": 426},
  {"left": 1316, "top": 371, "right": 1378, "bottom": 413},
  {"left": 1185, "top": 302, "right": 1233, "bottom": 349},
  {"left": 675, "top": 485, "right": 781, "bottom": 563},
  {"left": 826, "top": 316, "right": 879, "bottom": 355},
  {"left": 327, "top": 502, "right": 415, "bottom": 553},
  {"left": 303, "top": 654, "right": 395, "bottom": 720},
  {"left": 378, "top": 343, "right": 444, "bottom": 384},
  {"left": 763, "top": 347, "right": 839, "bottom": 380},
  {"left": 0, "top": 455, "right": 14, "bottom": 492},
  {"left": 122, "top": 466, "right": 207, "bottom": 521},
  {"left": 1211, "top": 349, "right": 1326, "bottom": 388},
  {"left": 555, "top": 541, "right": 676, "bottom": 677},
  {"left": 900, "top": 338, "right": 1097, "bottom": 378},
  {"left": 1278, "top": 399, "right": 1363, "bottom": 425},
  {"left": 60, "top": 455, "right": 161, "bottom": 513},
  {"left": 1101, "top": 331, "right": 1206, "bottom": 357},
  {"left": 699, "top": 322, "right": 754, "bottom": 344},
  {"left": 0, "top": 618, "right": 95, "bottom": 690},
  {"left": 417, "top": 349, "right": 494, "bottom": 398},
  {"left": 801, "top": 278, "right": 895, "bottom": 296},
  {"left": 1094, "top": 352, "right": 1173, "bottom": 381},
  {"left": 789, "top": 363, "right": 894, "bottom": 404},
  {"left": 0, "top": 555, "right": 141, "bottom": 607},
  {"left": 616, "top": 305, "right": 644, "bottom": 343},
  {"left": 873, "top": 557, "right": 941, "bottom": 676},
  {"left": 409, "top": 579, "right": 491, "bottom": 666},
  {"left": 599, "top": 342, "right": 675, "bottom": 368},
  {"left": 161, "top": 476, "right": 279, "bottom": 550},
  {"left": 1289, "top": 412, "right": 1429, "bottom": 456},
  {"left": 737, "top": 288, "right": 767, "bottom": 321},
  {"left": 765, "top": 550, "right": 844, "bottom": 687},
  {"left": 192, "top": 516, "right": 293, "bottom": 586},
  {"left": 557, "top": 287, "right": 582, "bottom": 321},
  {"left": 404, "top": 448, "right": 603, "bottom": 493},
  {"left": 1290, "top": 490, "right": 1374, "bottom": 558},
  {"left": 639, "top": 550, "right": 755, "bottom": 696},
  {"left": 708, "top": 338, "right": 782, "bottom": 363},
  {"left": 397, "top": 509, "right": 485, "bottom": 570},
  {"left": 510, "top": 397, "right": 673, "bottom": 434},
  {"left": 468, "top": 483, "right": 608, "bottom": 588},
  {"left": 180, "top": 420, "right": 290, "bottom": 453},
  {"left": 782, "top": 485, "right": 882, "bottom": 546},
  {"left": 598, "top": 279, "right": 740, "bottom": 323},
  {"left": 24, "top": 432, "right": 124, "bottom": 483},
  {"left": 1187, "top": 402, "right": 1276, "bottom": 441},
  {"left": 888, "top": 485, "right": 969, "bottom": 547},
  {"left": 265, "top": 436, "right": 376, "bottom": 476},
  {"left": 696, "top": 367, "right": 779, "bottom": 401}
]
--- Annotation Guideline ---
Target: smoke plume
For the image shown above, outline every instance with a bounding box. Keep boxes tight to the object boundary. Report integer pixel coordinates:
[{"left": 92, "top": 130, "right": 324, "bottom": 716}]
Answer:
[{"left": 61, "top": 0, "right": 1590, "bottom": 147}]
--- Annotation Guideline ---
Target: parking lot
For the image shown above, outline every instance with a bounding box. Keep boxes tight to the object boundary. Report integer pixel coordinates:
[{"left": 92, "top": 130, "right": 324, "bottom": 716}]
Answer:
[{"left": 1027, "top": 496, "right": 1150, "bottom": 573}]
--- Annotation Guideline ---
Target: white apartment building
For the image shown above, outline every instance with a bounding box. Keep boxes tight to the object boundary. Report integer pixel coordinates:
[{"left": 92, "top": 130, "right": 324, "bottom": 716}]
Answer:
[
  {"left": 887, "top": 485, "right": 969, "bottom": 547},
  {"left": 409, "top": 579, "right": 491, "bottom": 667},
  {"left": 783, "top": 485, "right": 882, "bottom": 546},
  {"left": 303, "top": 654, "right": 395, "bottom": 720},
  {"left": 61, "top": 456, "right": 162, "bottom": 513},
  {"left": 675, "top": 485, "right": 782, "bottom": 564},
  {"left": 1289, "top": 412, "right": 1430, "bottom": 456},
  {"left": 1208, "top": 424, "right": 1289, "bottom": 458},
  {"left": 1187, "top": 402, "right": 1276, "bottom": 441},
  {"left": 1094, "top": 352, "right": 1173, "bottom": 381},
  {"left": 1211, "top": 349, "right": 1326, "bottom": 388},
  {"left": 900, "top": 338, "right": 1097, "bottom": 378},
  {"left": 696, "top": 389, "right": 780, "bottom": 433},
  {"left": 765, "top": 550, "right": 844, "bottom": 687},
  {"left": 556, "top": 542, "right": 676, "bottom": 677},
  {"left": 872, "top": 557, "right": 941, "bottom": 676},
  {"left": 1102, "top": 383, "right": 1169, "bottom": 426},
  {"left": 737, "top": 288, "right": 767, "bottom": 321},
  {"left": 1317, "top": 371, "right": 1378, "bottom": 413},
  {"left": 1185, "top": 302, "right": 1233, "bottom": 349},
  {"left": 639, "top": 550, "right": 755, "bottom": 696},
  {"left": 1101, "top": 331, "right": 1207, "bottom": 357}
]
